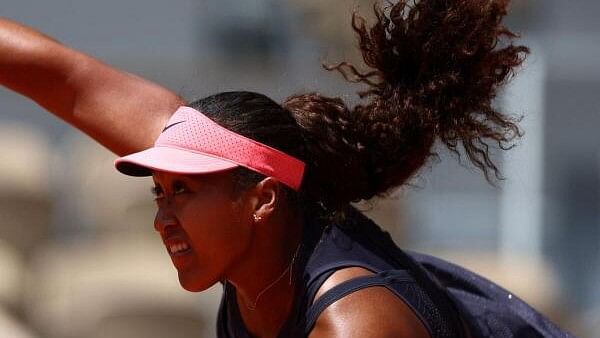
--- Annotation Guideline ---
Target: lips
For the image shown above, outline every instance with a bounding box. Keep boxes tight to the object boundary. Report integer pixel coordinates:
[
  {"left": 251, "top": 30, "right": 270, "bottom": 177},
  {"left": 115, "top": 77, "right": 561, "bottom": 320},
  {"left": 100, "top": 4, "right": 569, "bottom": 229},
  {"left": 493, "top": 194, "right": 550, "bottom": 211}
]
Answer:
[{"left": 162, "top": 226, "right": 193, "bottom": 258}]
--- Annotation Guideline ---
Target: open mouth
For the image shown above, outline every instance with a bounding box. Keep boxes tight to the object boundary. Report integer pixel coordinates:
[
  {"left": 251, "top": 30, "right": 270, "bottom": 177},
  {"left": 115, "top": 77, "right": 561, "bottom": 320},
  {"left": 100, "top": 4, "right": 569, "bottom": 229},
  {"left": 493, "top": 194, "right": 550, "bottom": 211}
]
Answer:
[
  {"left": 164, "top": 237, "right": 192, "bottom": 256},
  {"left": 169, "top": 242, "right": 191, "bottom": 255}
]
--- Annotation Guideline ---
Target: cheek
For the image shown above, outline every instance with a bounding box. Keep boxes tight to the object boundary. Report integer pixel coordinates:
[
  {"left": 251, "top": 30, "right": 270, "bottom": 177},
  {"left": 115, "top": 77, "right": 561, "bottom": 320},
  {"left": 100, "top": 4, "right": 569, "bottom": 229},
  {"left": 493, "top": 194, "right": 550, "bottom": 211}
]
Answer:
[{"left": 180, "top": 200, "right": 251, "bottom": 258}]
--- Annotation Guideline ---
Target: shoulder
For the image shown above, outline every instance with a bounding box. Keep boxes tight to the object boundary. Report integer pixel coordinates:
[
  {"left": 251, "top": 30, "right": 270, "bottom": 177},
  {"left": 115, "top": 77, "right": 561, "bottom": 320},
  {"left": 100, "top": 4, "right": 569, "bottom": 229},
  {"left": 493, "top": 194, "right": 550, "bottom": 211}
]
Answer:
[{"left": 307, "top": 267, "right": 431, "bottom": 338}]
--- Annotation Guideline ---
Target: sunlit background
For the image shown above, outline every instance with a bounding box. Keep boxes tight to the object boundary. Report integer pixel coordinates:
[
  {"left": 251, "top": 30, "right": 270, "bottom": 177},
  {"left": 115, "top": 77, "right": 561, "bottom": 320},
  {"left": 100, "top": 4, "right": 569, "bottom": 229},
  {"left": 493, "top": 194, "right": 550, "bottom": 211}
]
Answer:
[{"left": 1, "top": 0, "right": 599, "bottom": 337}]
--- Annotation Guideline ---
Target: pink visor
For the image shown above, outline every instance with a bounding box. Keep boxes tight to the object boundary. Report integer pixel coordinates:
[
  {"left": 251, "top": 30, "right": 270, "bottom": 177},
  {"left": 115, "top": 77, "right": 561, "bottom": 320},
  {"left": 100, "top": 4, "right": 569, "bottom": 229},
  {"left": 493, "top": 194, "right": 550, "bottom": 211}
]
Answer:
[{"left": 114, "top": 106, "right": 305, "bottom": 190}]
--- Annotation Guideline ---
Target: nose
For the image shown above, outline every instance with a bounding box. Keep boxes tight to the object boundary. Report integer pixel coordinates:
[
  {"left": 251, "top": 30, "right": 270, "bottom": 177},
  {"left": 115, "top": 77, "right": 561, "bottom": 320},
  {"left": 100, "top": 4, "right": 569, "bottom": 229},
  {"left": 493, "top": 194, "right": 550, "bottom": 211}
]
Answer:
[{"left": 154, "top": 203, "right": 178, "bottom": 233}]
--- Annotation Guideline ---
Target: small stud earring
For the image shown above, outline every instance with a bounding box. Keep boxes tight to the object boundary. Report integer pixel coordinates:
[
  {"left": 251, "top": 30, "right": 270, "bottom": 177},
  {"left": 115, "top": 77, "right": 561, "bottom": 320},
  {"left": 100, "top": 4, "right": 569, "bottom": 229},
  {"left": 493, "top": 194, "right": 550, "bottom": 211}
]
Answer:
[{"left": 253, "top": 214, "right": 262, "bottom": 222}]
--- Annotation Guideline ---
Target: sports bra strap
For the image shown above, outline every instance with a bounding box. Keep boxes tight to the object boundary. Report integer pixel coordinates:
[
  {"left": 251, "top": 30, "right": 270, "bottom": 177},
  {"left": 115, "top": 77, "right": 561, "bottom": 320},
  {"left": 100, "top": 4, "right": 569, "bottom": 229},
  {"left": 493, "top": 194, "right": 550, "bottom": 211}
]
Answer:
[{"left": 304, "top": 269, "right": 418, "bottom": 334}]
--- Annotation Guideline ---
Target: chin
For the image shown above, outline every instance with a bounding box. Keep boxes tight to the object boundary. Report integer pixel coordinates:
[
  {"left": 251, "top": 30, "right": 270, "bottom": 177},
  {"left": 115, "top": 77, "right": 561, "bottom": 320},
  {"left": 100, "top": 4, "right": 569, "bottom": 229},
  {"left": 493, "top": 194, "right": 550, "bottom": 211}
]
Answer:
[{"left": 178, "top": 272, "right": 217, "bottom": 292}]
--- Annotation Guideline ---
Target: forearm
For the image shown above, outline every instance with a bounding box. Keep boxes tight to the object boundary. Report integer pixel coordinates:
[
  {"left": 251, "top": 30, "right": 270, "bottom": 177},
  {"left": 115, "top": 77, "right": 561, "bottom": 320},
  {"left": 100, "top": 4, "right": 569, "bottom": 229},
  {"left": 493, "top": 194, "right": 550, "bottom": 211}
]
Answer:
[
  {"left": 0, "top": 18, "right": 184, "bottom": 155},
  {"left": 0, "top": 18, "right": 75, "bottom": 112}
]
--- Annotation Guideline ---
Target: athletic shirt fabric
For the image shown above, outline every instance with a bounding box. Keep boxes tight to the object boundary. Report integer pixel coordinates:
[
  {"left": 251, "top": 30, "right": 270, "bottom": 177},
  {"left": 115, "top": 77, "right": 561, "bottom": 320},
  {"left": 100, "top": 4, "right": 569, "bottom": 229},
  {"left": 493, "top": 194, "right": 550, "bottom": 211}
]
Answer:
[{"left": 216, "top": 208, "right": 464, "bottom": 338}]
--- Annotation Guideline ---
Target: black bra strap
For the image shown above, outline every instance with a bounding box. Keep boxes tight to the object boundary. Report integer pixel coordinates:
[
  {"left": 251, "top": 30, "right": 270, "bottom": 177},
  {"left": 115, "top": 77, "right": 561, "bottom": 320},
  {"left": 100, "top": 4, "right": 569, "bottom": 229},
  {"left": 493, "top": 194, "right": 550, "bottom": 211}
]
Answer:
[
  {"left": 304, "top": 270, "right": 415, "bottom": 334},
  {"left": 306, "top": 270, "right": 337, "bottom": 306}
]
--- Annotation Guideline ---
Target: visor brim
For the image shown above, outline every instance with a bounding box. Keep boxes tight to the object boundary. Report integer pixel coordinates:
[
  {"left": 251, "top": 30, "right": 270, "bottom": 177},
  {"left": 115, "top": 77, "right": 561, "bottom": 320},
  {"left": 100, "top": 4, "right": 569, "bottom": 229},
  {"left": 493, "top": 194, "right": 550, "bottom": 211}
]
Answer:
[{"left": 115, "top": 146, "right": 238, "bottom": 177}]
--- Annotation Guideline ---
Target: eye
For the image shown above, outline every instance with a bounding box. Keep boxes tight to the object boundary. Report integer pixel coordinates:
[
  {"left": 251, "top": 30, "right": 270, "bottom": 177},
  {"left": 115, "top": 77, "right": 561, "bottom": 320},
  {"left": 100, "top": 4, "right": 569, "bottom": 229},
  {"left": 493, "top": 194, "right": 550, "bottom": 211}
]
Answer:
[
  {"left": 150, "top": 185, "right": 164, "bottom": 200},
  {"left": 172, "top": 181, "right": 188, "bottom": 195}
]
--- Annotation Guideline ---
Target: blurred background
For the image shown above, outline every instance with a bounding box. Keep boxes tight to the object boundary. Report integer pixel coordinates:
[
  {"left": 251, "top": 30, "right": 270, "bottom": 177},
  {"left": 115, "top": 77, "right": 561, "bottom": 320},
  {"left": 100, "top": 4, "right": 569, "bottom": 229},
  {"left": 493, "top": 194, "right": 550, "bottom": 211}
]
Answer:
[{"left": 1, "top": 0, "right": 599, "bottom": 337}]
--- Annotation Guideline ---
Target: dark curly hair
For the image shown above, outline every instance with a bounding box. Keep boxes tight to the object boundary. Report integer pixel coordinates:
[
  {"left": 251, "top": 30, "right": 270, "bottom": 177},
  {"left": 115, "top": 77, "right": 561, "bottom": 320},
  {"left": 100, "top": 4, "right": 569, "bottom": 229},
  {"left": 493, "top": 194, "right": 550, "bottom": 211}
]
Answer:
[{"left": 190, "top": 0, "right": 529, "bottom": 215}]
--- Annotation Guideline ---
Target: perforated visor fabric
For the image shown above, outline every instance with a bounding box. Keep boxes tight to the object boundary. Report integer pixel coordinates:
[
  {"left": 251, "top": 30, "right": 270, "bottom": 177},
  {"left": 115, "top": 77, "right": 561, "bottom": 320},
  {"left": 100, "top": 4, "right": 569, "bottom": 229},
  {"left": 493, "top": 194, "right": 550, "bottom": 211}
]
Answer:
[{"left": 115, "top": 106, "right": 305, "bottom": 190}]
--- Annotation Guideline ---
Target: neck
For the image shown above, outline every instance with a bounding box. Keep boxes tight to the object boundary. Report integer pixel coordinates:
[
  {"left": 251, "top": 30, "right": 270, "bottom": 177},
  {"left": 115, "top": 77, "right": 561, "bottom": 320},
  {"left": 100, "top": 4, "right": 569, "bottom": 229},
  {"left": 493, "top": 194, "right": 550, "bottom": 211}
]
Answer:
[{"left": 226, "top": 212, "right": 304, "bottom": 337}]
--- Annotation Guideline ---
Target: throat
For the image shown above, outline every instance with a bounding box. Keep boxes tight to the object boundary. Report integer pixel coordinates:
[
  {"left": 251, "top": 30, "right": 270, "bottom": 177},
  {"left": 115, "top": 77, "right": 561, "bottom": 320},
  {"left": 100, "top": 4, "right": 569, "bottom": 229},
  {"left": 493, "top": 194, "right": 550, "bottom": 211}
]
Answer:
[{"left": 233, "top": 283, "right": 297, "bottom": 338}]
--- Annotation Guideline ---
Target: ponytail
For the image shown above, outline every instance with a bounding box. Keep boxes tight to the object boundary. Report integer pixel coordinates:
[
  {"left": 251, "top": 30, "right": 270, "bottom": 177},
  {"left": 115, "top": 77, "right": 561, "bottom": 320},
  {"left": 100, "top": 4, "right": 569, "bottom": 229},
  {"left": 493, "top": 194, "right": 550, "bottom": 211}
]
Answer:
[{"left": 284, "top": 0, "right": 529, "bottom": 210}]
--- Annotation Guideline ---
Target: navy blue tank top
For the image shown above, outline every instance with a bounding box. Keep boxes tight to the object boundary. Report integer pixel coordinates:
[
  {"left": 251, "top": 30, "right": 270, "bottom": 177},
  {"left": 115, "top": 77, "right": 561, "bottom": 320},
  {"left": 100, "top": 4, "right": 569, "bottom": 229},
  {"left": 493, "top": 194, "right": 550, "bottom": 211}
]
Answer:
[{"left": 216, "top": 209, "right": 464, "bottom": 337}]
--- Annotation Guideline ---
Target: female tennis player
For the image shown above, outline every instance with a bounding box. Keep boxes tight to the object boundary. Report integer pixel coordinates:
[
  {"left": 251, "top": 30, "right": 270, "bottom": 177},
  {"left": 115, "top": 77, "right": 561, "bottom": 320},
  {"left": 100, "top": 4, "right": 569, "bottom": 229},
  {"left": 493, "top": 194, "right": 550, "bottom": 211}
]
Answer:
[{"left": 2, "top": 1, "right": 571, "bottom": 337}]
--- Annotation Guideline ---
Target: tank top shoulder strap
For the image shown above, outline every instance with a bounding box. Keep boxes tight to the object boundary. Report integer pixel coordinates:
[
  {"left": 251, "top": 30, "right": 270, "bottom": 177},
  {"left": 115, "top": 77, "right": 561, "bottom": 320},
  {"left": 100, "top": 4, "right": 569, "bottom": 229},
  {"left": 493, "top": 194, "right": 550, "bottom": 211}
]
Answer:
[
  {"left": 303, "top": 223, "right": 399, "bottom": 304},
  {"left": 301, "top": 220, "right": 461, "bottom": 338},
  {"left": 303, "top": 270, "right": 434, "bottom": 335}
]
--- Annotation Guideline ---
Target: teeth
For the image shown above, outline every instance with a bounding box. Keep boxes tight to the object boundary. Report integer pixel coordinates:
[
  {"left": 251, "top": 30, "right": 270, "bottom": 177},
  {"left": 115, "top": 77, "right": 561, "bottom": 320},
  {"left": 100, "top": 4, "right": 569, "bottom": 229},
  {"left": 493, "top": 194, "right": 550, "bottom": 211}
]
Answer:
[{"left": 169, "top": 242, "right": 190, "bottom": 254}]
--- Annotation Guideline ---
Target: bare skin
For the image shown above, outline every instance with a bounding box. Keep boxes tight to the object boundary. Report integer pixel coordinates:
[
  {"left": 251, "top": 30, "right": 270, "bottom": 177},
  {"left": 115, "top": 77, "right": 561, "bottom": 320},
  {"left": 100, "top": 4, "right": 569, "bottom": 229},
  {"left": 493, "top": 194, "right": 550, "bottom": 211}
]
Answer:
[
  {"left": 309, "top": 267, "right": 431, "bottom": 338},
  {"left": 1, "top": 18, "right": 433, "bottom": 337},
  {"left": 0, "top": 18, "right": 182, "bottom": 155},
  {"left": 152, "top": 171, "right": 304, "bottom": 337}
]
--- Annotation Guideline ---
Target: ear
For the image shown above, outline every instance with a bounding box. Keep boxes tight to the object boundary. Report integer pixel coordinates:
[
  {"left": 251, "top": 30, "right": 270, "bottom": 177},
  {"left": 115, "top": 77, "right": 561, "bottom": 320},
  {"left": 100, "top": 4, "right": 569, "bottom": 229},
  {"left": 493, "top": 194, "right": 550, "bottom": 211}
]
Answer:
[{"left": 250, "top": 177, "right": 282, "bottom": 222}]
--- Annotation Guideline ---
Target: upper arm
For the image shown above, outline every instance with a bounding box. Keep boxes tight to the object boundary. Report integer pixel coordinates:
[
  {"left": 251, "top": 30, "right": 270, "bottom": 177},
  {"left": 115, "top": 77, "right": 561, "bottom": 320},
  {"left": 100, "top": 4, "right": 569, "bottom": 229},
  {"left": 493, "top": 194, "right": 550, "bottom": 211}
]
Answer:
[
  {"left": 307, "top": 267, "right": 431, "bottom": 338},
  {"left": 66, "top": 55, "right": 184, "bottom": 155},
  {"left": 0, "top": 18, "right": 183, "bottom": 155}
]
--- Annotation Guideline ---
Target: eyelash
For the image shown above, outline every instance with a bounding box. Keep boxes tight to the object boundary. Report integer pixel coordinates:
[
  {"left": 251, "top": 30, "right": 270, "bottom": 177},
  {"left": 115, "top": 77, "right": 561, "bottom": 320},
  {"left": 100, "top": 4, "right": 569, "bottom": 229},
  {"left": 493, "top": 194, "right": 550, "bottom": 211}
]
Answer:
[
  {"left": 150, "top": 182, "right": 188, "bottom": 200},
  {"left": 150, "top": 186, "right": 163, "bottom": 200}
]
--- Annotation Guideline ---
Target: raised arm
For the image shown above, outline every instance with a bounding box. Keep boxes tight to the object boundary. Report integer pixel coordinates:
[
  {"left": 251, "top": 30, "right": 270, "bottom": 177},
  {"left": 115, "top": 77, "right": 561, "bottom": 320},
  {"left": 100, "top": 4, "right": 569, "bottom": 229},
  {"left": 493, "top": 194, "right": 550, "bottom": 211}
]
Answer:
[{"left": 0, "top": 18, "right": 184, "bottom": 155}]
